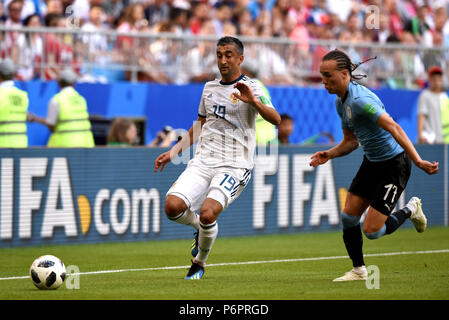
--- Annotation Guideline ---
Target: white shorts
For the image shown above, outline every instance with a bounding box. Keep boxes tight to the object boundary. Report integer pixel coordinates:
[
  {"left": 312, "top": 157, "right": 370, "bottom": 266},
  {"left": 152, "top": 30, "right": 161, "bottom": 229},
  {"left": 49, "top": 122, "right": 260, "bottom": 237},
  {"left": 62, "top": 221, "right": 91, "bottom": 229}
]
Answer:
[{"left": 166, "top": 158, "right": 252, "bottom": 212}]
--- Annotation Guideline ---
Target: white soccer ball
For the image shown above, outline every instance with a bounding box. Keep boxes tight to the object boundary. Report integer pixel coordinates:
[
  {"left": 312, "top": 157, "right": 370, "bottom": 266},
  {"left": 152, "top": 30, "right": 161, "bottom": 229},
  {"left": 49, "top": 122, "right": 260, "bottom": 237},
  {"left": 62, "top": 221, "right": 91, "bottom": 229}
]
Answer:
[{"left": 30, "top": 255, "right": 66, "bottom": 290}]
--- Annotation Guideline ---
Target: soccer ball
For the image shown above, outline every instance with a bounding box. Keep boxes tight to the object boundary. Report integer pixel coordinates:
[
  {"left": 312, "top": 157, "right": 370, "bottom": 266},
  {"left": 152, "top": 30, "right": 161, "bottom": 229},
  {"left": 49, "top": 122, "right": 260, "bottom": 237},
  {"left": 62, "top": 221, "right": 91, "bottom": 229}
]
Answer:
[{"left": 30, "top": 255, "right": 66, "bottom": 290}]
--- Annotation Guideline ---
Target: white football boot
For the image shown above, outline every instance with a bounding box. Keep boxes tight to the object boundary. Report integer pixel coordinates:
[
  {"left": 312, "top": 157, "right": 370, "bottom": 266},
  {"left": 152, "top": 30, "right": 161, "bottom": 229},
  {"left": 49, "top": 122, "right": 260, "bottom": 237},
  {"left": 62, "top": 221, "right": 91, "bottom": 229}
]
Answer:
[
  {"left": 333, "top": 266, "right": 368, "bottom": 282},
  {"left": 407, "top": 197, "right": 427, "bottom": 233}
]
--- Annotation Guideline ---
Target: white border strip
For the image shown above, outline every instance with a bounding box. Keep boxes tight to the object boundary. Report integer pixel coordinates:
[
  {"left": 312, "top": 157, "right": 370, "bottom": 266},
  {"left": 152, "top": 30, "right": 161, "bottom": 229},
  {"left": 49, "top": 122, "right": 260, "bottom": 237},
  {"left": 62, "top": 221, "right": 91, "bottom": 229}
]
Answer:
[{"left": 1, "top": 249, "right": 448, "bottom": 281}]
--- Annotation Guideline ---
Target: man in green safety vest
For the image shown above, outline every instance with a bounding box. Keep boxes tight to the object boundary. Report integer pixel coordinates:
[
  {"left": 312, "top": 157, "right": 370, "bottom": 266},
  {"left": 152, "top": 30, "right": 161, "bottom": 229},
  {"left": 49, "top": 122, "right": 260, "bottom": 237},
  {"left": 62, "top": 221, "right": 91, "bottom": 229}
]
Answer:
[
  {"left": 255, "top": 79, "right": 278, "bottom": 145},
  {"left": 0, "top": 59, "right": 29, "bottom": 148},
  {"left": 417, "top": 66, "right": 449, "bottom": 144},
  {"left": 28, "top": 68, "right": 95, "bottom": 147}
]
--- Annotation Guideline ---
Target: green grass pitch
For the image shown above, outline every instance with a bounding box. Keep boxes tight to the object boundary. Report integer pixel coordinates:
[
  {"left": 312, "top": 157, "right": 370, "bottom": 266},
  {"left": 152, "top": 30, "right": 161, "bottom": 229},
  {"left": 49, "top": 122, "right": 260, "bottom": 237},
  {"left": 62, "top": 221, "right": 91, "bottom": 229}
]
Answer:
[{"left": 0, "top": 227, "right": 448, "bottom": 300}]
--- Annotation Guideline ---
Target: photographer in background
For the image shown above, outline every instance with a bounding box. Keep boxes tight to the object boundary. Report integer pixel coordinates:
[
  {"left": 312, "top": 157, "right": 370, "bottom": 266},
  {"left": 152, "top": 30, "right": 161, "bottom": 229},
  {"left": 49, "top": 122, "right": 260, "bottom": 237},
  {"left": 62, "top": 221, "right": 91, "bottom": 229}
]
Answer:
[{"left": 148, "top": 125, "right": 187, "bottom": 147}]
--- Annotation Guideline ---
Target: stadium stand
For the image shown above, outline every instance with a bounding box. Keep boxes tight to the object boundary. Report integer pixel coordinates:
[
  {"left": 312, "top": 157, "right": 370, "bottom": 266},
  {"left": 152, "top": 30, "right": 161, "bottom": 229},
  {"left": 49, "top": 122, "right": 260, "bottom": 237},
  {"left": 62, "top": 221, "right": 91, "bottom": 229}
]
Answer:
[{"left": 0, "top": 0, "right": 447, "bottom": 88}]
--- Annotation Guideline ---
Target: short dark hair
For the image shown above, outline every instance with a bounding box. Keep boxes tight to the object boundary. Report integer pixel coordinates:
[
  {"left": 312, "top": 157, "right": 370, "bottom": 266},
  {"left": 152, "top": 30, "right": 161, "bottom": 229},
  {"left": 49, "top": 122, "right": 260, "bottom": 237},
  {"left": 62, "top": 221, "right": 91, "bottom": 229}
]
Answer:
[
  {"left": 217, "top": 36, "right": 244, "bottom": 55},
  {"left": 280, "top": 113, "right": 293, "bottom": 121}
]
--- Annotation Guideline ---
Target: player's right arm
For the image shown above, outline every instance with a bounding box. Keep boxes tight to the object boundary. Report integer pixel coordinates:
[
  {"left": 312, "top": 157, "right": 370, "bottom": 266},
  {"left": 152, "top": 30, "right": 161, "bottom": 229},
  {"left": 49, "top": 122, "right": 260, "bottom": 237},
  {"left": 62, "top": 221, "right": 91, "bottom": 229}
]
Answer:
[
  {"left": 309, "top": 129, "right": 358, "bottom": 167},
  {"left": 154, "top": 116, "right": 206, "bottom": 172}
]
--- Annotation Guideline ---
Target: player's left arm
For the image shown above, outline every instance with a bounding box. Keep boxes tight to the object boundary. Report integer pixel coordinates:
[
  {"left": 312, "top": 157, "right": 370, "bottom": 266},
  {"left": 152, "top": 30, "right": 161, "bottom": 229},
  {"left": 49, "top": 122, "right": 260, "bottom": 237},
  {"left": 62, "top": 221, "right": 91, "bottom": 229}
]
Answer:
[
  {"left": 233, "top": 82, "right": 281, "bottom": 126},
  {"left": 377, "top": 113, "right": 439, "bottom": 175}
]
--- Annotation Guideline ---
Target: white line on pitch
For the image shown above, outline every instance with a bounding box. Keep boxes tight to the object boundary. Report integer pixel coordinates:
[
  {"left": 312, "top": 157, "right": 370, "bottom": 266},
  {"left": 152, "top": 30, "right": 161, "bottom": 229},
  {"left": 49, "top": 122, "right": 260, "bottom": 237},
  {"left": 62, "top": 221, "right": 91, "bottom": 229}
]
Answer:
[{"left": 1, "top": 249, "right": 448, "bottom": 281}]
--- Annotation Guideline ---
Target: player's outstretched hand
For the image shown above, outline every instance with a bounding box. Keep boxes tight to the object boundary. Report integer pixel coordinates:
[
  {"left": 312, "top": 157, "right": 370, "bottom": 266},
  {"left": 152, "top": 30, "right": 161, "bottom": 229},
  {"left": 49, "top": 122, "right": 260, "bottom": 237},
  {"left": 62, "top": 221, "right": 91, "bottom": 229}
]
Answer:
[
  {"left": 154, "top": 150, "right": 172, "bottom": 172},
  {"left": 27, "top": 112, "right": 35, "bottom": 122},
  {"left": 310, "top": 151, "right": 331, "bottom": 167},
  {"left": 416, "top": 160, "right": 439, "bottom": 175},
  {"left": 233, "top": 82, "right": 255, "bottom": 104}
]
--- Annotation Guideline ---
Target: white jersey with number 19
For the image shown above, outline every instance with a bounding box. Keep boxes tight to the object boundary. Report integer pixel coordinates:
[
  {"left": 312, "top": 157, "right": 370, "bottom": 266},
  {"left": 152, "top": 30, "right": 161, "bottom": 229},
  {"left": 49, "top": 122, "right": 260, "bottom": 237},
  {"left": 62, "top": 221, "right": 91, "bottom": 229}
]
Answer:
[{"left": 195, "top": 74, "right": 275, "bottom": 170}]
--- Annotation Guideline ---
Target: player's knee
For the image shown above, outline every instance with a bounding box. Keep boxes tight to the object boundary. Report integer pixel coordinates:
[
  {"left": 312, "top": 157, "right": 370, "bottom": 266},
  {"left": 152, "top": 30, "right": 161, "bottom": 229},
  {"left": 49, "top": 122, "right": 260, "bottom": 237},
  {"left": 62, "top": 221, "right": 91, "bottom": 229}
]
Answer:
[
  {"left": 363, "top": 224, "right": 386, "bottom": 240},
  {"left": 199, "top": 207, "right": 217, "bottom": 225},
  {"left": 164, "top": 196, "right": 186, "bottom": 218},
  {"left": 341, "top": 212, "right": 361, "bottom": 230}
]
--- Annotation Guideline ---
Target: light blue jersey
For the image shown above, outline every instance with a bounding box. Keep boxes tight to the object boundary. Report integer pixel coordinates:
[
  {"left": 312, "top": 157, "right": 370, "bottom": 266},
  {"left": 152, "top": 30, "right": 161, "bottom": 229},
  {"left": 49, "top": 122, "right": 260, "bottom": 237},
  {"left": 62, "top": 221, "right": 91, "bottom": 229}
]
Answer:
[{"left": 336, "top": 82, "right": 403, "bottom": 162}]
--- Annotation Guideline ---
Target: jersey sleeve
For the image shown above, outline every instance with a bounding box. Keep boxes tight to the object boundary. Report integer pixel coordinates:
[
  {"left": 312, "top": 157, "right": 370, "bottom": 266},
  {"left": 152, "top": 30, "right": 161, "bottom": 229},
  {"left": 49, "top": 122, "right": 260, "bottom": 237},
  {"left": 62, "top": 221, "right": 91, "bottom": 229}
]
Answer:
[
  {"left": 46, "top": 98, "right": 60, "bottom": 126},
  {"left": 354, "top": 95, "right": 385, "bottom": 124},
  {"left": 198, "top": 87, "right": 207, "bottom": 118},
  {"left": 251, "top": 79, "right": 274, "bottom": 109},
  {"left": 335, "top": 99, "right": 350, "bottom": 130}
]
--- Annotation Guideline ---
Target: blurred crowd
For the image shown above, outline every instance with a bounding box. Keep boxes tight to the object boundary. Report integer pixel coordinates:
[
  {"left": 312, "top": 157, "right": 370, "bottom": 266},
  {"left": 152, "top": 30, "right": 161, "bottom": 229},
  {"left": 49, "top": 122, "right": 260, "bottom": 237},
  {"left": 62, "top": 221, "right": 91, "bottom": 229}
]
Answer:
[{"left": 0, "top": 0, "right": 448, "bottom": 88}]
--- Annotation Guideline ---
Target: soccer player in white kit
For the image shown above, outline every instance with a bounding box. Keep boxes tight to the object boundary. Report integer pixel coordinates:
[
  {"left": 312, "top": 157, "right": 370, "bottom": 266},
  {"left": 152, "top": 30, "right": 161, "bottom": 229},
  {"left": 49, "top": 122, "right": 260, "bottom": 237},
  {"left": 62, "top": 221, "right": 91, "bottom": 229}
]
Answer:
[{"left": 154, "top": 37, "right": 281, "bottom": 279}]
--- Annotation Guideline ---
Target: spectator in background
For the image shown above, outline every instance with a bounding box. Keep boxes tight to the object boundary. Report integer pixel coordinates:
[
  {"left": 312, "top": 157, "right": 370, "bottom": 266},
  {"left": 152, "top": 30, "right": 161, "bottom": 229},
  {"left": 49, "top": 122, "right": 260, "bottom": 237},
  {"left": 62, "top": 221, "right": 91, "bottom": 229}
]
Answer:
[
  {"left": 169, "top": 2, "right": 191, "bottom": 35},
  {"left": 271, "top": 0, "right": 289, "bottom": 36},
  {"left": 241, "top": 24, "right": 295, "bottom": 85},
  {"left": 3, "top": 0, "right": 24, "bottom": 57},
  {"left": 43, "top": 14, "right": 80, "bottom": 80},
  {"left": 0, "top": 59, "right": 29, "bottom": 148},
  {"left": 80, "top": 5, "right": 109, "bottom": 55},
  {"left": 234, "top": 7, "right": 252, "bottom": 33},
  {"left": 423, "top": 4, "right": 449, "bottom": 48},
  {"left": 176, "top": 19, "right": 218, "bottom": 84},
  {"left": 435, "top": 5, "right": 449, "bottom": 47},
  {"left": 417, "top": 66, "right": 449, "bottom": 144},
  {"left": 288, "top": 0, "right": 309, "bottom": 26},
  {"left": 71, "top": 0, "right": 102, "bottom": 25},
  {"left": 107, "top": 117, "right": 138, "bottom": 146},
  {"left": 372, "top": 10, "right": 392, "bottom": 43},
  {"left": 404, "top": 1, "right": 431, "bottom": 44},
  {"left": 103, "top": 0, "right": 127, "bottom": 27},
  {"left": 145, "top": 0, "right": 170, "bottom": 27},
  {"left": 45, "top": 0, "right": 64, "bottom": 16},
  {"left": 421, "top": 31, "right": 446, "bottom": 73},
  {"left": 117, "top": 3, "right": 150, "bottom": 81},
  {"left": 3, "top": 0, "right": 38, "bottom": 20},
  {"left": 190, "top": 1, "right": 210, "bottom": 34},
  {"left": 143, "top": 21, "right": 176, "bottom": 83},
  {"left": 389, "top": 30, "right": 425, "bottom": 88},
  {"left": 27, "top": 68, "right": 95, "bottom": 147},
  {"left": 222, "top": 21, "right": 237, "bottom": 35},
  {"left": 13, "top": 13, "right": 43, "bottom": 80},
  {"left": 117, "top": 2, "right": 148, "bottom": 50},
  {"left": 346, "top": 12, "right": 362, "bottom": 38},
  {"left": 212, "top": 2, "right": 233, "bottom": 36},
  {"left": 0, "top": 2, "right": 4, "bottom": 24},
  {"left": 284, "top": 13, "right": 310, "bottom": 55},
  {"left": 386, "top": 0, "right": 404, "bottom": 38},
  {"left": 325, "top": 0, "right": 352, "bottom": 22},
  {"left": 277, "top": 113, "right": 294, "bottom": 145}
]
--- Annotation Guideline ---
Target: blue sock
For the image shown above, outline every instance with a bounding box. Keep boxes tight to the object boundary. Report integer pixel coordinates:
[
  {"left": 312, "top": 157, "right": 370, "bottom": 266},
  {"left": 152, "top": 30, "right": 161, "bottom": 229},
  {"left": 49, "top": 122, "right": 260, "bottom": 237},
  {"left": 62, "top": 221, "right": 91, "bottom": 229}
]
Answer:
[{"left": 385, "top": 208, "right": 411, "bottom": 234}]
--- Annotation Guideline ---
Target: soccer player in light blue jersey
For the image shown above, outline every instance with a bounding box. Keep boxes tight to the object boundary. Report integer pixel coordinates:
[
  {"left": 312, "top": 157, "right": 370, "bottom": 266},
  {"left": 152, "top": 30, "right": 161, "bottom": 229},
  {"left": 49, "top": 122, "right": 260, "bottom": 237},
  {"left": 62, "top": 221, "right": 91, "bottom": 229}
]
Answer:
[{"left": 310, "top": 49, "right": 439, "bottom": 282}]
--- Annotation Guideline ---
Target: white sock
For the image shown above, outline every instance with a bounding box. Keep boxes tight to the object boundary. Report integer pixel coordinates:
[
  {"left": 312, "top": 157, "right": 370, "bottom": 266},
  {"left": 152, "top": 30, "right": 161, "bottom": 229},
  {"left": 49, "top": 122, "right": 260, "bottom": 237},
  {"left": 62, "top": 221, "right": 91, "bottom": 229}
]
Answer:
[
  {"left": 168, "top": 209, "right": 199, "bottom": 229},
  {"left": 406, "top": 200, "right": 417, "bottom": 214},
  {"left": 196, "top": 221, "right": 218, "bottom": 264},
  {"left": 354, "top": 266, "right": 367, "bottom": 274}
]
